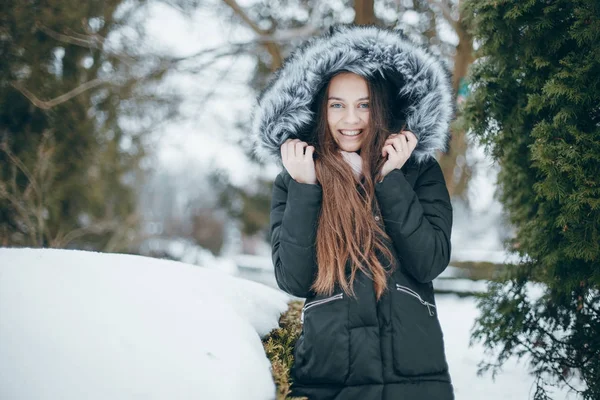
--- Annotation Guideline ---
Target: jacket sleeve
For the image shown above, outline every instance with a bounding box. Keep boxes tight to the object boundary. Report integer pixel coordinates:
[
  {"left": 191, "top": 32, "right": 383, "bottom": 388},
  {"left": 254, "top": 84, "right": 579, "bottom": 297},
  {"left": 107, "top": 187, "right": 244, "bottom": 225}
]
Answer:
[
  {"left": 374, "top": 158, "right": 452, "bottom": 283},
  {"left": 270, "top": 171, "right": 322, "bottom": 298}
]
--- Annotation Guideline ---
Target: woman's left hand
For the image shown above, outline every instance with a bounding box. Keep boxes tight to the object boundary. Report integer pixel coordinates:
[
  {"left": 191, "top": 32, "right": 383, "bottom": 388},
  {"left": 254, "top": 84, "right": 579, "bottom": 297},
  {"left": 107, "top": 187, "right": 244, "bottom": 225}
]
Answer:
[{"left": 380, "top": 131, "right": 418, "bottom": 179}]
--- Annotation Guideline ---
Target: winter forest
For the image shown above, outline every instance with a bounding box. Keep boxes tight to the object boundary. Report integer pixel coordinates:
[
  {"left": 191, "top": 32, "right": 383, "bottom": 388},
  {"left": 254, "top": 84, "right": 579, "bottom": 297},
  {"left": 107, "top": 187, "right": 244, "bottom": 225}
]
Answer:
[{"left": 1, "top": 0, "right": 599, "bottom": 399}]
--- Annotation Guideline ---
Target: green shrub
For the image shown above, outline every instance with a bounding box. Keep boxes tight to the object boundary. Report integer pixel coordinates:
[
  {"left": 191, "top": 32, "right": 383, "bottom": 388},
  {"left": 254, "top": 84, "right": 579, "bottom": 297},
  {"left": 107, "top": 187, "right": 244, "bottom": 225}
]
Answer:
[
  {"left": 462, "top": 0, "right": 600, "bottom": 398},
  {"left": 262, "top": 300, "right": 307, "bottom": 400}
]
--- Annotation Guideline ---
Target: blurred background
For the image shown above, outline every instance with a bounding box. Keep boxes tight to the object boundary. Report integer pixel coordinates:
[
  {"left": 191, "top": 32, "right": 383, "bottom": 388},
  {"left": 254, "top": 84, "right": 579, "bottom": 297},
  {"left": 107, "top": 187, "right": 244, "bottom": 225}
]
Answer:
[
  {"left": 0, "top": 0, "right": 508, "bottom": 269},
  {"left": 3, "top": 1, "right": 598, "bottom": 398}
]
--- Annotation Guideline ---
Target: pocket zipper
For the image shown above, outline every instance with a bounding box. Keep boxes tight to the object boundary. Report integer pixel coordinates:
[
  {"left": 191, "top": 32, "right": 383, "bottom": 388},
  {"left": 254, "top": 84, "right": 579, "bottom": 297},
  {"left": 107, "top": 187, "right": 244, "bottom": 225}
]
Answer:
[
  {"left": 395, "top": 284, "right": 436, "bottom": 317},
  {"left": 301, "top": 293, "right": 344, "bottom": 323}
]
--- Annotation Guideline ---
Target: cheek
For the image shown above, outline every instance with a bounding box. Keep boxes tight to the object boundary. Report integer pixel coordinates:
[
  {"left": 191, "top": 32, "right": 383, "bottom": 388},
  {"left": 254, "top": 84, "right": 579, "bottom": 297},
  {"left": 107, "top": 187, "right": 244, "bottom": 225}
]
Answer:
[
  {"left": 327, "top": 113, "right": 338, "bottom": 130},
  {"left": 363, "top": 111, "right": 370, "bottom": 123}
]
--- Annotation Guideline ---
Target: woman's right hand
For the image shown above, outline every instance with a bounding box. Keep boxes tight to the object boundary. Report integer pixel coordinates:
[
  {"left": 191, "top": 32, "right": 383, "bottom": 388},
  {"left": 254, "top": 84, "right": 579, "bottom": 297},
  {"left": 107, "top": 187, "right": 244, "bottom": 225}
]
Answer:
[{"left": 281, "top": 139, "right": 317, "bottom": 185}]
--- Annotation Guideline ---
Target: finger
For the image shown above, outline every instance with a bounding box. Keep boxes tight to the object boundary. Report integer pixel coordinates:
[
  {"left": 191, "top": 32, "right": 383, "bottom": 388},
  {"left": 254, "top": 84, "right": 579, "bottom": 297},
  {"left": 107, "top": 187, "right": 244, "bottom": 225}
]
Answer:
[
  {"left": 305, "top": 145, "right": 315, "bottom": 160},
  {"left": 295, "top": 141, "right": 307, "bottom": 158},
  {"left": 385, "top": 137, "right": 403, "bottom": 154},
  {"left": 282, "top": 140, "right": 294, "bottom": 162},
  {"left": 382, "top": 144, "right": 395, "bottom": 158},
  {"left": 286, "top": 140, "right": 295, "bottom": 161},
  {"left": 396, "top": 135, "right": 409, "bottom": 154},
  {"left": 402, "top": 130, "right": 416, "bottom": 139},
  {"left": 284, "top": 139, "right": 298, "bottom": 160},
  {"left": 281, "top": 143, "right": 287, "bottom": 163},
  {"left": 386, "top": 132, "right": 407, "bottom": 143},
  {"left": 404, "top": 131, "right": 418, "bottom": 151}
]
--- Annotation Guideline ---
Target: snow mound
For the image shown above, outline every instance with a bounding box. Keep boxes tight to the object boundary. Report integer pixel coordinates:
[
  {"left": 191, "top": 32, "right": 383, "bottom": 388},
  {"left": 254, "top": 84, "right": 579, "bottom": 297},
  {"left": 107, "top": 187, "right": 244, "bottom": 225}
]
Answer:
[{"left": 0, "top": 248, "right": 289, "bottom": 400}]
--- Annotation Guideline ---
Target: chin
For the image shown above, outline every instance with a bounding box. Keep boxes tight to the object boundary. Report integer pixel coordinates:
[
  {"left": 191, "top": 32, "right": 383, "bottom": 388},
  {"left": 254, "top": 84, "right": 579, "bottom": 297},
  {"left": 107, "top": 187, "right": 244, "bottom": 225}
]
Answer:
[
  {"left": 334, "top": 140, "right": 362, "bottom": 153},
  {"left": 343, "top": 145, "right": 362, "bottom": 152}
]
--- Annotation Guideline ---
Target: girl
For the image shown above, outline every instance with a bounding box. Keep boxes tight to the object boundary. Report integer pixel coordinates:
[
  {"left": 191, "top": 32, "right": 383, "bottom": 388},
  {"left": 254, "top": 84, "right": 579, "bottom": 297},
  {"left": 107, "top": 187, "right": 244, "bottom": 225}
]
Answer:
[{"left": 253, "top": 25, "right": 454, "bottom": 400}]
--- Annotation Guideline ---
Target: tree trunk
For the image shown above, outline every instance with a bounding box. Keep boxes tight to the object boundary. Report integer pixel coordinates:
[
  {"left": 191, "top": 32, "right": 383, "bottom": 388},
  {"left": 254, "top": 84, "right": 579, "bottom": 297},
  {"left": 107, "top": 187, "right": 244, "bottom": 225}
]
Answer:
[
  {"left": 353, "top": 0, "right": 377, "bottom": 25},
  {"left": 266, "top": 43, "right": 283, "bottom": 71},
  {"left": 438, "top": 16, "right": 475, "bottom": 199}
]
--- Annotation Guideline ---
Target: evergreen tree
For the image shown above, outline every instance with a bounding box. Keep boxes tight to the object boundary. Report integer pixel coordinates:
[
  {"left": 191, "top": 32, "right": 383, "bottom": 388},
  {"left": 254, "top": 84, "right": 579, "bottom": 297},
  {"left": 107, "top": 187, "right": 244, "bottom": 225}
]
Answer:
[
  {"left": 0, "top": 0, "right": 175, "bottom": 251},
  {"left": 461, "top": 0, "right": 600, "bottom": 398}
]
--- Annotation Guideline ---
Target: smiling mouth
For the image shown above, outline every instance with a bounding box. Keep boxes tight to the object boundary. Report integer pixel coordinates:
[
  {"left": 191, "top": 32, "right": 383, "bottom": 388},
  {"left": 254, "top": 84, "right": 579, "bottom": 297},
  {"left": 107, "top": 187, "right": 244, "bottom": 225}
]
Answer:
[{"left": 339, "top": 129, "right": 363, "bottom": 137}]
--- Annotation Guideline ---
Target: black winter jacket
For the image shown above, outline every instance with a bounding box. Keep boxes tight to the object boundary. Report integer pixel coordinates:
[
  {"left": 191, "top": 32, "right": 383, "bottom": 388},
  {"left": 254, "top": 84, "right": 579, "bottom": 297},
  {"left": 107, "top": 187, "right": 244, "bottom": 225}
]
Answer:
[{"left": 254, "top": 25, "right": 455, "bottom": 400}]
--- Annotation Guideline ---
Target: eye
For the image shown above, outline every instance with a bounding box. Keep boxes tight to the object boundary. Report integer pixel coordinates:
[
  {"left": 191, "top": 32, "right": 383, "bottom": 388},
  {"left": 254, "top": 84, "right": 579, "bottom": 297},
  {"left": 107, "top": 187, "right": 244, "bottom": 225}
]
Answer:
[
  {"left": 329, "top": 103, "right": 343, "bottom": 109},
  {"left": 358, "top": 103, "right": 369, "bottom": 109}
]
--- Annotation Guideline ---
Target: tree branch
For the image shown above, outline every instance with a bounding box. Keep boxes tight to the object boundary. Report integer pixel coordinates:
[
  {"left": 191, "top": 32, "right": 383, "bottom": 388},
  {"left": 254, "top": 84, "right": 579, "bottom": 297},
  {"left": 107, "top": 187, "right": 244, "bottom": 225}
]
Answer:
[
  {"left": 36, "top": 23, "right": 138, "bottom": 67},
  {"left": 36, "top": 22, "right": 102, "bottom": 49},
  {"left": 220, "top": 0, "right": 321, "bottom": 70},
  {"left": 222, "top": 0, "right": 282, "bottom": 69},
  {"left": 10, "top": 46, "right": 237, "bottom": 109},
  {"left": 263, "top": 24, "right": 320, "bottom": 43},
  {"left": 11, "top": 78, "right": 107, "bottom": 110},
  {"left": 17, "top": 19, "right": 318, "bottom": 110},
  {"left": 0, "top": 182, "right": 37, "bottom": 243},
  {"left": 55, "top": 220, "right": 120, "bottom": 247},
  {"left": 0, "top": 140, "right": 40, "bottom": 198},
  {"left": 221, "top": 0, "right": 266, "bottom": 35}
]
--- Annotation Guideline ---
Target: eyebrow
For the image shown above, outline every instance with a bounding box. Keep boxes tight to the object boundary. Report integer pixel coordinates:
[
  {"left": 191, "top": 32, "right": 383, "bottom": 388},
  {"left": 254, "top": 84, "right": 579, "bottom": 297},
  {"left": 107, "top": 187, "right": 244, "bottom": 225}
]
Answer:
[{"left": 327, "top": 96, "right": 370, "bottom": 101}]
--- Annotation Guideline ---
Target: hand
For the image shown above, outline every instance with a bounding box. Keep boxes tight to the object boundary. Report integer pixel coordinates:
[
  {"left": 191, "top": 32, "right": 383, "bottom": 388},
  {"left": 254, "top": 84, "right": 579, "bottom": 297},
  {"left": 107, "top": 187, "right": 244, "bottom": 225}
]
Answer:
[
  {"left": 380, "top": 131, "right": 418, "bottom": 179},
  {"left": 281, "top": 139, "right": 317, "bottom": 185},
  {"left": 340, "top": 151, "right": 362, "bottom": 180}
]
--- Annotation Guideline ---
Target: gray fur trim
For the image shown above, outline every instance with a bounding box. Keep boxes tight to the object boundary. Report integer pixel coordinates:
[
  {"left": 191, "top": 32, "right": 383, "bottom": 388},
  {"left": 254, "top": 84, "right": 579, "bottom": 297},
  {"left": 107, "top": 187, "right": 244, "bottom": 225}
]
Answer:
[{"left": 251, "top": 25, "right": 454, "bottom": 164}]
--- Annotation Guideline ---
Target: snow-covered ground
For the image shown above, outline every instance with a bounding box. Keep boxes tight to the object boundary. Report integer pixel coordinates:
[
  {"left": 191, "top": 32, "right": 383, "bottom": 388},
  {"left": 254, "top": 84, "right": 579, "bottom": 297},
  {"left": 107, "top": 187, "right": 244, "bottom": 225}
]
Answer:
[
  {"left": 0, "top": 248, "right": 581, "bottom": 400},
  {"left": 438, "top": 295, "right": 578, "bottom": 400},
  {"left": 0, "top": 248, "right": 288, "bottom": 400}
]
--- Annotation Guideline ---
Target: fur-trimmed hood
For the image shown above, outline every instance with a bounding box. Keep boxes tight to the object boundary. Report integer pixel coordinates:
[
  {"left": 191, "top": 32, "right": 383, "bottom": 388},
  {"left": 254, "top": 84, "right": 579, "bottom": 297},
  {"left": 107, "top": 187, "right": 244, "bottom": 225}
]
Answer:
[{"left": 252, "top": 25, "right": 454, "bottom": 164}]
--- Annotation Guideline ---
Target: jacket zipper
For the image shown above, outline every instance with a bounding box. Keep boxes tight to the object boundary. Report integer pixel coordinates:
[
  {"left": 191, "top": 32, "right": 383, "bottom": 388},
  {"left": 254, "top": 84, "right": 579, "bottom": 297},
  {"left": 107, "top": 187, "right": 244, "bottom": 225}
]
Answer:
[
  {"left": 395, "top": 284, "right": 436, "bottom": 317},
  {"left": 301, "top": 293, "right": 344, "bottom": 323}
]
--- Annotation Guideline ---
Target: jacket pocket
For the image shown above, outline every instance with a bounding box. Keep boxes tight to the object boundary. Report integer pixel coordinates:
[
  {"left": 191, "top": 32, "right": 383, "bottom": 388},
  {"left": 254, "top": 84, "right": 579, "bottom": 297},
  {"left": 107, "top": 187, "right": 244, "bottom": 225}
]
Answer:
[
  {"left": 391, "top": 283, "right": 448, "bottom": 376},
  {"left": 293, "top": 293, "right": 349, "bottom": 385}
]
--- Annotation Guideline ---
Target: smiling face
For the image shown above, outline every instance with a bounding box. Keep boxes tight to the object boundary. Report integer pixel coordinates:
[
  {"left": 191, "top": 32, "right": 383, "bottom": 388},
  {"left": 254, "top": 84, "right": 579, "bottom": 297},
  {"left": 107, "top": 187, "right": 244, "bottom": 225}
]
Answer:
[{"left": 326, "top": 73, "right": 370, "bottom": 152}]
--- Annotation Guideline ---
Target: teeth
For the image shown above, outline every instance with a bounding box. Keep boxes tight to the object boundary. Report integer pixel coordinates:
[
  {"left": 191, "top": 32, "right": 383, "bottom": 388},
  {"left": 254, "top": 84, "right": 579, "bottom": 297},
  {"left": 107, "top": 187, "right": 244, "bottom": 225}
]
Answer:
[{"left": 340, "top": 130, "right": 361, "bottom": 136}]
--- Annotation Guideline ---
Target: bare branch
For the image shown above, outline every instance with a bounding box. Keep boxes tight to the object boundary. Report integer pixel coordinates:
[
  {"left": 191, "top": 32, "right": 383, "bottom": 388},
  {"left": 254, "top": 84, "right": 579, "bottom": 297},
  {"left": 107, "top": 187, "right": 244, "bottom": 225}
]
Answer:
[
  {"left": 171, "top": 29, "right": 316, "bottom": 64},
  {"left": 0, "top": 140, "right": 40, "bottom": 199},
  {"left": 54, "top": 212, "right": 137, "bottom": 249},
  {"left": 0, "top": 131, "right": 57, "bottom": 245},
  {"left": 104, "top": 214, "right": 139, "bottom": 252},
  {"left": 36, "top": 23, "right": 138, "bottom": 67},
  {"left": 221, "top": 0, "right": 266, "bottom": 35},
  {"left": 0, "top": 183, "right": 36, "bottom": 241},
  {"left": 221, "top": 0, "right": 301, "bottom": 70},
  {"left": 36, "top": 22, "right": 101, "bottom": 49},
  {"left": 186, "top": 51, "right": 242, "bottom": 121},
  {"left": 54, "top": 222, "right": 118, "bottom": 247},
  {"left": 16, "top": 19, "right": 318, "bottom": 110},
  {"left": 426, "top": 0, "right": 458, "bottom": 31},
  {"left": 11, "top": 78, "right": 107, "bottom": 110},
  {"left": 266, "top": 24, "right": 319, "bottom": 43},
  {"left": 12, "top": 33, "right": 297, "bottom": 111}
]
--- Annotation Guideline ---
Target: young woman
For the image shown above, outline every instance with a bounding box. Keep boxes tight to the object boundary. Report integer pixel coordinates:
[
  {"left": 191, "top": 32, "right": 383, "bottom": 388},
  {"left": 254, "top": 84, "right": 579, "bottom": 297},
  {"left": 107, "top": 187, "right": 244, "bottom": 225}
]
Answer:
[{"left": 253, "top": 25, "right": 454, "bottom": 400}]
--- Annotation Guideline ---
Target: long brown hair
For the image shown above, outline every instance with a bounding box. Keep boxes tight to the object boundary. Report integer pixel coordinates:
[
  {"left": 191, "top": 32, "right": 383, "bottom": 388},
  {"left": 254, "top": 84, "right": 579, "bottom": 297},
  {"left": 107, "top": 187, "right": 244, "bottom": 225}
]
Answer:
[{"left": 311, "top": 72, "right": 401, "bottom": 300}]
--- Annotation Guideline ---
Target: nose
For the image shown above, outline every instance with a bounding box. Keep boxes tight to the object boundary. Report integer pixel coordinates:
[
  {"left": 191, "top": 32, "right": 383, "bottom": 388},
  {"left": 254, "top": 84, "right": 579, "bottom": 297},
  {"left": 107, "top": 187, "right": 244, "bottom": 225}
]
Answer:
[{"left": 342, "top": 108, "right": 361, "bottom": 124}]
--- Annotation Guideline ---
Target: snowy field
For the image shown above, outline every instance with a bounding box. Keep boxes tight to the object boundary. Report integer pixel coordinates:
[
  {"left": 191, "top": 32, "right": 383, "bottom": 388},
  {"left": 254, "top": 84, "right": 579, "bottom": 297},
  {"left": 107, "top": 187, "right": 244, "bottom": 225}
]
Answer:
[
  {"left": 0, "top": 248, "right": 581, "bottom": 400},
  {"left": 438, "top": 296, "right": 579, "bottom": 400}
]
